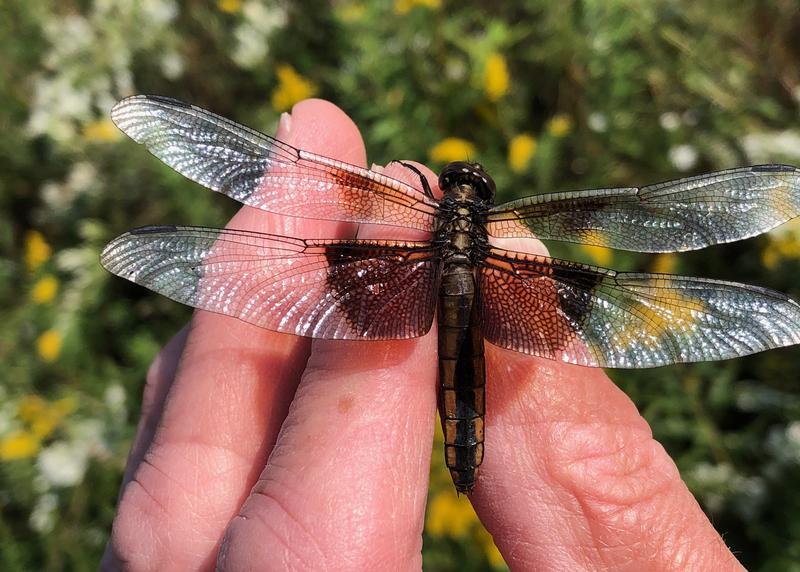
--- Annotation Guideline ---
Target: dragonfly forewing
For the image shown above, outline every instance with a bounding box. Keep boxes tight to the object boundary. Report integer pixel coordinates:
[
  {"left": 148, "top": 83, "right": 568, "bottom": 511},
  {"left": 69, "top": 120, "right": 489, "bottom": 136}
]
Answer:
[{"left": 111, "top": 95, "right": 438, "bottom": 232}]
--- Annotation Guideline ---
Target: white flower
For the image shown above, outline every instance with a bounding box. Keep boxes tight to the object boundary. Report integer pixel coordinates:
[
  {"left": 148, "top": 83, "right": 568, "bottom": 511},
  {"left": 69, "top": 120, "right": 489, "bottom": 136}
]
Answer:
[
  {"left": 160, "top": 51, "right": 184, "bottom": 80},
  {"left": 26, "top": 75, "right": 93, "bottom": 143},
  {"left": 243, "top": 1, "right": 287, "bottom": 32},
  {"left": 668, "top": 144, "right": 698, "bottom": 171},
  {"left": 691, "top": 461, "right": 733, "bottom": 486},
  {"left": 741, "top": 130, "right": 800, "bottom": 163},
  {"left": 25, "top": 0, "right": 186, "bottom": 148},
  {"left": 43, "top": 15, "right": 94, "bottom": 62},
  {"left": 232, "top": 2, "right": 287, "bottom": 68},
  {"left": 41, "top": 181, "right": 68, "bottom": 210},
  {"left": 232, "top": 24, "right": 268, "bottom": 68},
  {"left": 71, "top": 419, "right": 108, "bottom": 457},
  {"left": 139, "top": 0, "right": 178, "bottom": 26},
  {"left": 41, "top": 162, "right": 99, "bottom": 210},
  {"left": 659, "top": 111, "right": 681, "bottom": 131},
  {"left": 37, "top": 441, "right": 89, "bottom": 488},
  {"left": 68, "top": 162, "right": 98, "bottom": 193},
  {"left": 587, "top": 112, "right": 608, "bottom": 133},
  {"left": 105, "top": 383, "right": 127, "bottom": 413},
  {"left": 444, "top": 58, "right": 467, "bottom": 82},
  {"left": 30, "top": 493, "right": 58, "bottom": 533},
  {"left": 765, "top": 423, "right": 800, "bottom": 465}
]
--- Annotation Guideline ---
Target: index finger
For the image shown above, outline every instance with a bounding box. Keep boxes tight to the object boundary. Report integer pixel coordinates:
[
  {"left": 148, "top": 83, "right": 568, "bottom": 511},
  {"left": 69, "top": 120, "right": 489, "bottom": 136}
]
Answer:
[{"left": 217, "top": 161, "right": 440, "bottom": 570}]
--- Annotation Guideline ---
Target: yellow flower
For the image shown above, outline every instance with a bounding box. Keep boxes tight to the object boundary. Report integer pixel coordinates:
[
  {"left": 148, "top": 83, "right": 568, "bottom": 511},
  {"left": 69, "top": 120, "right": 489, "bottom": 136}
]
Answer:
[
  {"left": 651, "top": 253, "right": 678, "bottom": 274},
  {"left": 580, "top": 244, "right": 613, "bottom": 267},
  {"left": 82, "top": 118, "right": 121, "bottom": 142},
  {"left": 52, "top": 396, "right": 77, "bottom": 417},
  {"left": 217, "top": 0, "right": 242, "bottom": 13},
  {"left": 31, "top": 412, "right": 60, "bottom": 439},
  {"left": 0, "top": 430, "right": 41, "bottom": 461},
  {"left": 546, "top": 114, "right": 573, "bottom": 137},
  {"left": 336, "top": 3, "right": 365, "bottom": 21},
  {"left": 429, "top": 137, "right": 477, "bottom": 163},
  {"left": 508, "top": 133, "right": 537, "bottom": 173},
  {"left": 37, "top": 330, "right": 63, "bottom": 362},
  {"left": 762, "top": 219, "right": 800, "bottom": 269},
  {"left": 24, "top": 230, "right": 51, "bottom": 271},
  {"left": 20, "top": 395, "right": 75, "bottom": 439},
  {"left": 476, "top": 527, "right": 507, "bottom": 568},
  {"left": 394, "top": 0, "right": 440, "bottom": 15},
  {"left": 18, "top": 395, "right": 47, "bottom": 423},
  {"left": 484, "top": 53, "right": 510, "bottom": 102},
  {"left": 31, "top": 275, "right": 59, "bottom": 304},
  {"left": 271, "top": 64, "right": 318, "bottom": 112},
  {"left": 426, "top": 490, "right": 479, "bottom": 537}
]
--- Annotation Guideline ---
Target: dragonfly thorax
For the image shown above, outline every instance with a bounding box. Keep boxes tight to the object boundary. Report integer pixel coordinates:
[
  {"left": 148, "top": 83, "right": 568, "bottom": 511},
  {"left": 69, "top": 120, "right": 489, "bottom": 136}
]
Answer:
[{"left": 434, "top": 192, "right": 490, "bottom": 263}]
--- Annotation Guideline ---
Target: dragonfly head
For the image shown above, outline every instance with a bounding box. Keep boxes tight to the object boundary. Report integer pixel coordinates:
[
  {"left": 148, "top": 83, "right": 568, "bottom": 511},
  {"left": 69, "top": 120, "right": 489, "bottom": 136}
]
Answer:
[{"left": 439, "top": 161, "right": 496, "bottom": 201}]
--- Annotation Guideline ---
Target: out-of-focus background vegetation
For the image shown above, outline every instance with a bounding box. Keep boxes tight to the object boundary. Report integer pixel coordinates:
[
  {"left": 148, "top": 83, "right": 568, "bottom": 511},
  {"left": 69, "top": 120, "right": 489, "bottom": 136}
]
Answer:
[{"left": 1, "top": 0, "right": 800, "bottom": 569}]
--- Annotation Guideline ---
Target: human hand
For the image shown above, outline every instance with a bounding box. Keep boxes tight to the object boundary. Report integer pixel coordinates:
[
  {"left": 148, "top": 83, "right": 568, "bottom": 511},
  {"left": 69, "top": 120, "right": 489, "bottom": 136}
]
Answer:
[{"left": 102, "top": 100, "right": 745, "bottom": 571}]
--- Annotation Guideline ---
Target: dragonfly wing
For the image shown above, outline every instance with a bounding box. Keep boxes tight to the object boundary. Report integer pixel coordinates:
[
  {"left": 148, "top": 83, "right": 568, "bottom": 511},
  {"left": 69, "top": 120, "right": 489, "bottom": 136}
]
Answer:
[
  {"left": 111, "top": 95, "right": 437, "bottom": 231},
  {"left": 487, "top": 165, "right": 800, "bottom": 252},
  {"left": 101, "top": 225, "right": 441, "bottom": 340},
  {"left": 479, "top": 248, "right": 800, "bottom": 368}
]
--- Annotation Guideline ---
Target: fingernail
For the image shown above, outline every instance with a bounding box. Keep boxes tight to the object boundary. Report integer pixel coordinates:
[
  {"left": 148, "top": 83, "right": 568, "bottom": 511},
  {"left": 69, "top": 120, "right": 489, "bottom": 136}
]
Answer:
[{"left": 277, "top": 112, "right": 292, "bottom": 137}]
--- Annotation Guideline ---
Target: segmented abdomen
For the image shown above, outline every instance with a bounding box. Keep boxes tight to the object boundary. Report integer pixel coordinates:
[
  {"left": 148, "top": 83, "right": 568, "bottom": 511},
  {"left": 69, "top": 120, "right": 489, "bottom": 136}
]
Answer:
[{"left": 437, "top": 262, "right": 486, "bottom": 494}]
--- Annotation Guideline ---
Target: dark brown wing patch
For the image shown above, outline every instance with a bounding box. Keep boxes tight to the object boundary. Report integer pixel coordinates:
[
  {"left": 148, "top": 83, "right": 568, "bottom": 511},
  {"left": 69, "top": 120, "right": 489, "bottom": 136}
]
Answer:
[
  {"left": 479, "top": 251, "right": 604, "bottom": 366},
  {"left": 323, "top": 243, "right": 442, "bottom": 339}
]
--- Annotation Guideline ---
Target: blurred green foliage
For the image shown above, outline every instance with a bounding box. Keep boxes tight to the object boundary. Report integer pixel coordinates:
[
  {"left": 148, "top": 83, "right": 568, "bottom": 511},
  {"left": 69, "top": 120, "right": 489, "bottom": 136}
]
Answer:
[{"left": 1, "top": 0, "right": 800, "bottom": 569}]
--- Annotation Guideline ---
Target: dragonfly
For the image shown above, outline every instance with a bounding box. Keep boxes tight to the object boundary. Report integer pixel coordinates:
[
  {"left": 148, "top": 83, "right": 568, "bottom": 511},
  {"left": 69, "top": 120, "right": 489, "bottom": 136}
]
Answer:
[{"left": 102, "top": 95, "right": 800, "bottom": 493}]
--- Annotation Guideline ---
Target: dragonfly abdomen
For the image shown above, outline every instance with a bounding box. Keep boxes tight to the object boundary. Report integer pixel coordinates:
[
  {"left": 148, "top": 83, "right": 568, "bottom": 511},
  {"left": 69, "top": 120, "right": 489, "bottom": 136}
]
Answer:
[{"left": 438, "top": 262, "right": 486, "bottom": 494}]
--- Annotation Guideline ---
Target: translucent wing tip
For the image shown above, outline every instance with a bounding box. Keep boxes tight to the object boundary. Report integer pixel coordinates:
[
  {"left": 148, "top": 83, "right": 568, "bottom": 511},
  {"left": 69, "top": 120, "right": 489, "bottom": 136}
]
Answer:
[
  {"left": 110, "top": 94, "right": 190, "bottom": 141},
  {"left": 111, "top": 94, "right": 187, "bottom": 115},
  {"left": 100, "top": 225, "right": 179, "bottom": 276},
  {"left": 99, "top": 232, "right": 129, "bottom": 275}
]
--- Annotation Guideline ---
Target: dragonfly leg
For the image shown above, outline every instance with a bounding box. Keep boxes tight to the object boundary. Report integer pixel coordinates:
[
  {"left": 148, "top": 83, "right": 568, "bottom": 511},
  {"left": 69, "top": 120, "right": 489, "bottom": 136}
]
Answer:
[{"left": 390, "top": 160, "right": 435, "bottom": 198}]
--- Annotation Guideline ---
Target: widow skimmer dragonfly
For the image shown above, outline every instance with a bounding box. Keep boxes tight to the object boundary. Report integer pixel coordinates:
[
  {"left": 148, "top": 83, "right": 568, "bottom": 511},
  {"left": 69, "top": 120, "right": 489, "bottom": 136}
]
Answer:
[{"left": 102, "top": 95, "right": 800, "bottom": 493}]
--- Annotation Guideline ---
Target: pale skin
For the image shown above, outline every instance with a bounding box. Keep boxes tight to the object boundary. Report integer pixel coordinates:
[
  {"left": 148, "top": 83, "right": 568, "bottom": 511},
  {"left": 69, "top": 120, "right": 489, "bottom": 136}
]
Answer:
[{"left": 101, "top": 99, "right": 746, "bottom": 571}]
